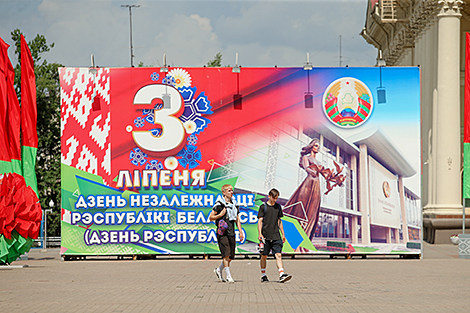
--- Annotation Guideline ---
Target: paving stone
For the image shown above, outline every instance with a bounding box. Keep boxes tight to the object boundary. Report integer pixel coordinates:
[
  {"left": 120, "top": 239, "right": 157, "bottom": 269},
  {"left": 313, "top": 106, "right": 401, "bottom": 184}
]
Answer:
[{"left": 0, "top": 242, "right": 468, "bottom": 312}]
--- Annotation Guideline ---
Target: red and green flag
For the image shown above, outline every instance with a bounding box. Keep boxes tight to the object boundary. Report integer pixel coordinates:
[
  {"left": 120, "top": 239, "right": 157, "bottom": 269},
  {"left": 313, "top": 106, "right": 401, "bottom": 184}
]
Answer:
[
  {"left": 0, "top": 35, "right": 41, "bottom": 264},
  {"left": 464, "top": 32, "right": 470, "bottom": 199},
  {"left": 6, "top": 41, "right": 22, "bottom": 175},
  {"left": 0, "top": 37, "right": 12, "bottom": 174},
  {"left": 20, "top": 34, "right": 38, "bottom": 195}
]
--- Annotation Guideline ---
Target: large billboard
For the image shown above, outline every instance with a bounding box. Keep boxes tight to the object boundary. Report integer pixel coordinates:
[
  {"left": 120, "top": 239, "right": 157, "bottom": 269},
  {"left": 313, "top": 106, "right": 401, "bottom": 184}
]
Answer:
[{"left": 60, "top": 66, "right": 421, "bottom": 256}]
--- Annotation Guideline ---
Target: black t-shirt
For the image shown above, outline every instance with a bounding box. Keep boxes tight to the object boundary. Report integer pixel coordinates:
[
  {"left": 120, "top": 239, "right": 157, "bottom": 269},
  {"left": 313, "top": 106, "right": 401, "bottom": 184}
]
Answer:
[
  {"left": 213, "top": 201, "right": 239, "bottom": 237},
  {"left": 257, "top": 202, "right": 283, "bottom": 240}
]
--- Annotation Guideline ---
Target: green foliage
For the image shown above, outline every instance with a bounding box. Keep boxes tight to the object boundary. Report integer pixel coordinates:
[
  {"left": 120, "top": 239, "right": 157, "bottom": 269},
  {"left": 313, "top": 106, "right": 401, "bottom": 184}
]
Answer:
[
  {"left": 137, "top": 61, "right": 157, "bottom": 68},
  {"left": 11, "top": 29, "right": 62, "bottom": 236},
  {"left": 11, "top": 29, "right": 54, "bottom": 65},
  {"left": 207, "top": 52, "right": 222, "bottom": 67}
]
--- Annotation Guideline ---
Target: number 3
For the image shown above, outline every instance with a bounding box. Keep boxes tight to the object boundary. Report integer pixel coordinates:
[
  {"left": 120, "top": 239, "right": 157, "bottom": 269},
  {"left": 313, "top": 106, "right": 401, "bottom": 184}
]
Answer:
[{"left": 132, "top": 84, "right": 186, "bottom": 156}]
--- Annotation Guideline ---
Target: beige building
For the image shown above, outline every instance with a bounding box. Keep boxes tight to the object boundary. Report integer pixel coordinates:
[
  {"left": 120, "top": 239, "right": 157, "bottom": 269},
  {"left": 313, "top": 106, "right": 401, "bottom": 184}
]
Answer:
[{"left": 361, "top": 0, "right": 470, "bottom": 243}]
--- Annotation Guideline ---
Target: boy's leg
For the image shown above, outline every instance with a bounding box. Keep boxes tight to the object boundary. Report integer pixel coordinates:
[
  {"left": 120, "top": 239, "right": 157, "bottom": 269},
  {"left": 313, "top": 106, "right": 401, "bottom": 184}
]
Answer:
[
  {"left": 214, "top": 259, "right": 225, "bottom": 282},
  {"left": 272, "top": 240, "right": 291, "bottom": 282},
  {"left": 260, "top": 254, "right": 268, "bottom": 281},
  {"left": 272, "top": 239, "right": 284, "bottom": 273},
  {"left": 260, "top": 240, "right": 274, "bottom": 282},
  {"left": 260, "top": 254, "right": 267, "bottom": 270},
  {"left": 275, "top": 252, "right": 284, "bottom": 272},
  {"left": 223, "top": 255, "right": 231, "bottom": 268},
  {"left": 224, "top": 236, "right": 236, "bottom": 283},
  {"left": 215, "top": 236, "right": 230, "bottom": 282},
  {"left": 224, "top": 256, "right": 234, "bottom": 282}
]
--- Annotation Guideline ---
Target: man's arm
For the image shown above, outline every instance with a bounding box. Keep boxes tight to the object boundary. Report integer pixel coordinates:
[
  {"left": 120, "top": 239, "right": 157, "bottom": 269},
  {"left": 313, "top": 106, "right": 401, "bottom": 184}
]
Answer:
[
  {"left": 278, "top": 218, "right": 286, "bottom": 243},
  {"left": 236, "top": 215, "right": 244, "bottom": 241},
  {"left": 258, "top": 217, "right": 264, "bottom": 241},
  {"left": 209, "top": 205, "right": 226, "bottom": 221}
]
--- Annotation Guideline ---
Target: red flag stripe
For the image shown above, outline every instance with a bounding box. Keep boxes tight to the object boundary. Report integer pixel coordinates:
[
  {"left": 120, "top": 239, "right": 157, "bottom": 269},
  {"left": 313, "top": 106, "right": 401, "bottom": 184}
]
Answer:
[
  {"left": 6, "top": 48, "right": 21, "bottom": 161},
  {"left": 465, "top": 32, "right": 470, "bottom": 143},
  {"left": 0, "top": 37, "right": 12, "bottom": 163},
  {"left": 21, "top": 34, "right": 38, "bottom": 148}
]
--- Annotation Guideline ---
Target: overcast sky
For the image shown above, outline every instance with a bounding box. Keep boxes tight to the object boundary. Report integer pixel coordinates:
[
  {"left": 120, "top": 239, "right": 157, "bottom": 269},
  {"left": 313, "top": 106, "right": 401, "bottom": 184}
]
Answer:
[{"left": 0, "top": 0, "right": 377, "bottom": 68}]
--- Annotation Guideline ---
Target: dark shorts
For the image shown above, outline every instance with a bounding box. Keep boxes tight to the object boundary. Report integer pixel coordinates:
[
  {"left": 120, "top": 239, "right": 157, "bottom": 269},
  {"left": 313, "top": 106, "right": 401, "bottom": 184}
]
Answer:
[
  {"left": 218, "top": 235, "right": 236, "bottom": 259},
  {"left": 262, "top": 239, "right": 283, "bottom": 256}
]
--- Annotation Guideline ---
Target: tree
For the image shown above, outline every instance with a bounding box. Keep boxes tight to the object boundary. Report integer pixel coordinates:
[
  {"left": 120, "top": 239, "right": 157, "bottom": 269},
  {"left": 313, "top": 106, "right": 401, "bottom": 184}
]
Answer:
[
  {"left": 11, "top": 29, "right": 62, "bottom": 237},
  {"left": 207, "top": 52, "right": 222, "bottom": 67}
]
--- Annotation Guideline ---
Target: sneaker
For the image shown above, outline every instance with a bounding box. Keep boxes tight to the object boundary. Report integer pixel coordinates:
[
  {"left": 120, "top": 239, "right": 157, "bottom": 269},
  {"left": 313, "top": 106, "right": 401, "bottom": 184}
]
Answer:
[
  {"left": 279, "top": 273, "right": 292, "bottom": 283},
  {"left": 226, "top": 277, "right": 235, "bottom": 283},
  {"left": 261, "top": 275, "right": 269, "bottom": 283},
  {"left": 214, "top": 268, "right": 225, "bottom": 282}
]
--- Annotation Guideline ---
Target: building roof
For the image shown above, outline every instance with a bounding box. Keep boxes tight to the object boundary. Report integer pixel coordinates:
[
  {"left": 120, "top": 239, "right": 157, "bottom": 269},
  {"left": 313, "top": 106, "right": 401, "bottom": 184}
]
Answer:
[
  {"left": 347, "top": 127, "right": 416, "bottom": 177},
  {"left": 317, "top": 126, "right": 360, "bottom": 156}
]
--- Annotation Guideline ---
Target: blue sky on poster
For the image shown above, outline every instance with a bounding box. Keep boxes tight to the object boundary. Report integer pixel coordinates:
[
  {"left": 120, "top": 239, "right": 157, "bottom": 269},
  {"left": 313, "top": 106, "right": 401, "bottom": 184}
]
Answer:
[{"left": 0, "top": 0, "right": 377, "bottom": 68}]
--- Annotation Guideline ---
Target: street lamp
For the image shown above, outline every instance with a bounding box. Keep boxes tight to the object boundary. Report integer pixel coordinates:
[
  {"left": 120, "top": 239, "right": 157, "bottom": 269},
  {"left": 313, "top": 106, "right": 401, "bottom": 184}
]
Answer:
[
  {"left": 232, "top": 53, "right": 242, "bottom": 110},
  {"left": 376, "top": 50, "right": 387, "bottom": 105},
  {"left": 121, "top": 4, "right": 140, "bottom": 67},
  {"left": 304, "top": 53, "right": 313, "bottom": 109}
]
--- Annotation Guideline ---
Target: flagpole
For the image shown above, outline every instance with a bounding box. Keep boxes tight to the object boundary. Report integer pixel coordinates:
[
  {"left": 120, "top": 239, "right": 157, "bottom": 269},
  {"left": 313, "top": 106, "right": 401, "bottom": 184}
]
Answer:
[
  {"left": 463, "top": 169, "right": 466, "bottom": 234},
  {"left": 463, "top": 170, "right": 466, "bottom": 234}
]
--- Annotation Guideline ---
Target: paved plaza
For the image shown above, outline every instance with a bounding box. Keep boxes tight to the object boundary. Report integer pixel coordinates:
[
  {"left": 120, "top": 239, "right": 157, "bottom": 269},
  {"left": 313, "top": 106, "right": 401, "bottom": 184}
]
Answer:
[{"left": 0, "top": 243, "right": 469, "bottom": 312}]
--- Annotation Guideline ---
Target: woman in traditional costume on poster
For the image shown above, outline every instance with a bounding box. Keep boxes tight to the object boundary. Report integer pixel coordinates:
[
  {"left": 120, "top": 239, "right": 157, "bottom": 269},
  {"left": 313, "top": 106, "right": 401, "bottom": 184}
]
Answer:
[{"left": 284, "top": 138, "right": 345, "bottom": 242}]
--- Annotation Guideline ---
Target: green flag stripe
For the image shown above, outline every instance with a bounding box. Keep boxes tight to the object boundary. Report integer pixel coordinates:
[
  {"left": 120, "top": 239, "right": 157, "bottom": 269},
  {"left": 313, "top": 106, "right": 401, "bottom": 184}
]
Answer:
[
  {"left": 21, "top": 145, "right": 38, "bottom": 196},
  {"left": 0, "top": 161, "right": 12, "bottom": 174},
  {"left": 464, "top": 143, "right": 470, "bottom": 198}
]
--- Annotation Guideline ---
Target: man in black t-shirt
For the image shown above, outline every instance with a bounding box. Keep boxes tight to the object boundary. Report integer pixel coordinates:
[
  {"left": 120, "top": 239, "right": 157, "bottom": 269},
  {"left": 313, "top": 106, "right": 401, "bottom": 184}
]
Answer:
[
  {"left": 257, "top": 188, "right": 292, "bottom": 283},
  {"left": 209, "top": 184, "right": 244, "bottom": 283}
]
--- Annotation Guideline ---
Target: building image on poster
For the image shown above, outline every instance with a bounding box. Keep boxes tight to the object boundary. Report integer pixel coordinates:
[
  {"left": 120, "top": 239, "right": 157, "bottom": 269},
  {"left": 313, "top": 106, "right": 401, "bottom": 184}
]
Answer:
[
  {"left": 60, "top": 66, "right": 421, "bottom": 257},
  {"left": 369, "top": 156, "right": 401, "bottom": 230}
]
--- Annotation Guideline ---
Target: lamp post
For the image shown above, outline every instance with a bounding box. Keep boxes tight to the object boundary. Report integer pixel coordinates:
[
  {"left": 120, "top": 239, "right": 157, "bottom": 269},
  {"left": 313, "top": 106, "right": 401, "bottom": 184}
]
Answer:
[
  {"left": 121, "top": 4, "right": 140, "bottom": 67},
  {"left": 44, "top": 200, "right": 53, "bottom": 249}
]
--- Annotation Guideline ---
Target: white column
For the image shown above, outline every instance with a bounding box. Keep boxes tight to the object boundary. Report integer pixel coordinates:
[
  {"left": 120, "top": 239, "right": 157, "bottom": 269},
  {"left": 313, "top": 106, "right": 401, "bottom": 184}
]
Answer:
[
  {"left": 398, "top": 176, "right": 409, "bottom": 244},
  {"left": 386, "top": 228, "right": 391, "bottom": 244},
  {"left": 351, "top": 216, "right": 358, "bottom": 244},
  {"left": 351, "top": 154, "right": 358, "bottom": 244},
  {"left": 428, "top": 0, "right": 463, "bottom": 215},
  {"left": 359, "top": 144, "right": 371, "bottom": 244}
]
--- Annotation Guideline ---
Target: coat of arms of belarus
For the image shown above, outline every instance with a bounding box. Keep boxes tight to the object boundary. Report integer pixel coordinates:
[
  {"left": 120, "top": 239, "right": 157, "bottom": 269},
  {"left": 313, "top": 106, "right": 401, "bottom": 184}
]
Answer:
[{"left": 322, "top": 77, "right": 373, "bottom": 128}]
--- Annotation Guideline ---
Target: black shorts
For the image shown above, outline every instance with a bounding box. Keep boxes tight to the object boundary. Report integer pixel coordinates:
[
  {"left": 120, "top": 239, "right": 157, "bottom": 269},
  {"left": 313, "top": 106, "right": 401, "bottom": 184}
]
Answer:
[
  {"left": 218, "top": 235, "right": 236, "bottom": 259},
  {"left": 262, "top": 239, "right": 283, "bottom": 256}
]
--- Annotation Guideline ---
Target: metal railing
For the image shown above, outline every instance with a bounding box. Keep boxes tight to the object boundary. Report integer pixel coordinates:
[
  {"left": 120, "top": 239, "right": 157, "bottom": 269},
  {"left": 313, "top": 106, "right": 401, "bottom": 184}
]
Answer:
[{"left": 33, "top": 236, "right": 61, "bottom": 248}]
